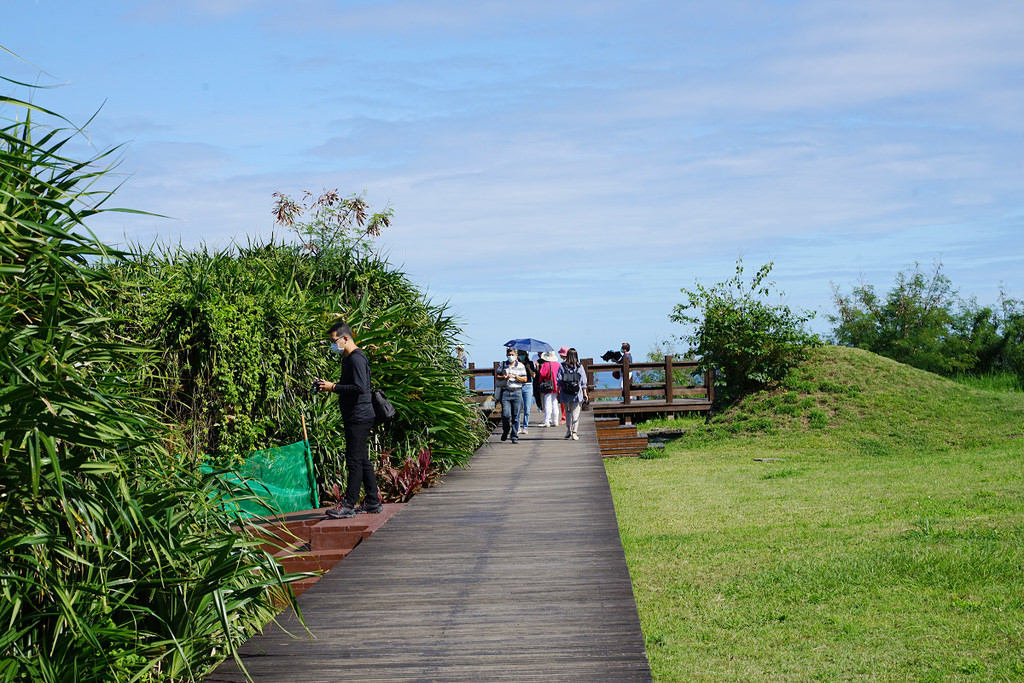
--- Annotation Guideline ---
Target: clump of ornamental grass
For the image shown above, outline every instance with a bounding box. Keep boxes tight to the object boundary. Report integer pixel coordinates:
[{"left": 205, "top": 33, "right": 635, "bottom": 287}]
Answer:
[{"left": 1, "top": 85, "right": 306, "bottom": 681}]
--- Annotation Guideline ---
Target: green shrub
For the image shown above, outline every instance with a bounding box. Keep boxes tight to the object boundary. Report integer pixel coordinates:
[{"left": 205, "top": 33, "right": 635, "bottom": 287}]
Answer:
[
  {"left": 639, "top": 446, "right": 670, "bottom": 459},
  {"left": 103, "top": 194, "right": 489, "bottom": 495},
  {"left": 774, "top": 403, "right": 802, "bottom": 416},
  {"left": 830, "top": 262, "right": 1024, "bottom": 382},
  {"left": 671, "top": 259, "right": 820, "bottom": 405},
  {"left": 807, "top": 408, "right": 828, "bottom": 429},
  {"left": 1, "top": 92, "right": 303, "bottom": 680}
]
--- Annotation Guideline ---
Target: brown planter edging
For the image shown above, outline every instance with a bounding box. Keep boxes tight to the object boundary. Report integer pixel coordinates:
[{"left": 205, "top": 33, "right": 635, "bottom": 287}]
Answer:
[{"left": 239, "top": 503, "right": 405, "bottom": 597}]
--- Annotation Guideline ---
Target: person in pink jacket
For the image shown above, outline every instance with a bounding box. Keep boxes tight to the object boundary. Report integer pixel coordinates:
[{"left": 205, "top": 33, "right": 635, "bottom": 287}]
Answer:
[{"left": 537, "top": 350, "right": 561, "bottom": 427}]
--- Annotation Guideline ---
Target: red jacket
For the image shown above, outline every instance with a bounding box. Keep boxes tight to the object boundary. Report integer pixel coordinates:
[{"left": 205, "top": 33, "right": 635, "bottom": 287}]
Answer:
[{"left": 539, "top": 360, "right": 560, "bottom": 393}]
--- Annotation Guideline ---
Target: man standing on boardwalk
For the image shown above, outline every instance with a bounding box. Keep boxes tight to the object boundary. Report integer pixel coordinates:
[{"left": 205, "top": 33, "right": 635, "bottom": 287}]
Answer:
[
  {"left": 496, "top": 346, "right": 528, "bottom": 443},
  {"left": 314, "top": 321, "right": 383, "bottom": 519}
]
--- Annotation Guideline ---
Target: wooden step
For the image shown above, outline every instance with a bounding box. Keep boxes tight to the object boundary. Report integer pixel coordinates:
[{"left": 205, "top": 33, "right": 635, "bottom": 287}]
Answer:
[
  {"left": 600, "top": 446, "right": 645, "bottom": 458},
  {"left": 599, "top": 437, "right": 649, "bottom": 449},
  {"left": 600, "top": 445, "right": 647, "bottom": 455},
  {"left": 596, "top": 422, "right": 643, "bottom": 439},
  {"left": 595, "top": 419, "right": 650, "bottom": 458}
]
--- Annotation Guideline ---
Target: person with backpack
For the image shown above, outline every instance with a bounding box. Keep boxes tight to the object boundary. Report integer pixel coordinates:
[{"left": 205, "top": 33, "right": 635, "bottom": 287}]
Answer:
[
  {"left": 557, "top": 347, "right": 589, "bottom": 440},
  {"left": 314, "top": 320, "right": 383, "bottom": 518},
  {"left": 537, "top": 350, "right": 561, "bottom": 427}
]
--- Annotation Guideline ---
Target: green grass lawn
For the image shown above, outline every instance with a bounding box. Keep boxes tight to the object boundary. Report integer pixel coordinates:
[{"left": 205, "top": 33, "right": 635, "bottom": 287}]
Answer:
[{"left": 606, "top": 346, "right": 1024, "bottom": 681}]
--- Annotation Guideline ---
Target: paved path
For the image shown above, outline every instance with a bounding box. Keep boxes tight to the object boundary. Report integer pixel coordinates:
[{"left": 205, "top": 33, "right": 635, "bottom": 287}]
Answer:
[{"left": 209, "top": 414, "right": 651, "bottom": 682}]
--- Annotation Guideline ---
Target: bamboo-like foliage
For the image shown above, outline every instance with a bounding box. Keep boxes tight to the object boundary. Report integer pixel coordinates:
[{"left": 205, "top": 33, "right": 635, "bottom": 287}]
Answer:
[
  {"left": 101, "top": 194, "right": 489, "bottom": 500},
  {"left": 1, "top": 89, "right": 304, "bottom": 681},
  {"left": 276, "top": 190, "right": 490, "bottom": 472},
  {"left": 280, "top": 205, "right": 491, "bottom": 487},
  {"left": 104, "top": 242, "right": 322, "bottom": 458}
]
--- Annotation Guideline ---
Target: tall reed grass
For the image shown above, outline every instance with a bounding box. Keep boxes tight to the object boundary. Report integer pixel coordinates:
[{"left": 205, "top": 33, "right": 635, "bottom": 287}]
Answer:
[{"left": 1, "top": 84, "right": 305, "bottom": 681}]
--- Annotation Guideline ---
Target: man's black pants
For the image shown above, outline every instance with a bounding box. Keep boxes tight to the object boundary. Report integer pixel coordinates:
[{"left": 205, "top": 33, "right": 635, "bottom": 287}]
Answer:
[{"left": 343, "top": 420, "right": 381, "bottom": 507}]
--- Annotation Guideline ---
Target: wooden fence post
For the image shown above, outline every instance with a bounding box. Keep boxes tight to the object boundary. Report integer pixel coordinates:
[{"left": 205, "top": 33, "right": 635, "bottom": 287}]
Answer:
[
  {"left": 622, "top": 355, "right": 631, "bottom": 405},
  {"left": 664, "top": 355, "right": 674, "bottom": 404}
]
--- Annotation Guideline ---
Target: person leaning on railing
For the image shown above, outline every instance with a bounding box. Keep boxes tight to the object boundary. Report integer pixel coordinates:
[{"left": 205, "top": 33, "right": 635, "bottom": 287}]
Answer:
[{"left": 619, "top": 342, "right": 637, "bottom": 386}]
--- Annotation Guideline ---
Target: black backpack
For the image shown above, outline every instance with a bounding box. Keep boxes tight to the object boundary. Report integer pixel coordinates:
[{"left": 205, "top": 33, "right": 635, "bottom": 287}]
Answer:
[{"left": 560, "top": 367, "right": 581, "bottom": 395}]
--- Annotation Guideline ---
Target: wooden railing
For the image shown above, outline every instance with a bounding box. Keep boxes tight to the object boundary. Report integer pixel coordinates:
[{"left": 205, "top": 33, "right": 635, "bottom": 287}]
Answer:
[{"left": 464, "top": 356, "right": 713, "bottom": 422}]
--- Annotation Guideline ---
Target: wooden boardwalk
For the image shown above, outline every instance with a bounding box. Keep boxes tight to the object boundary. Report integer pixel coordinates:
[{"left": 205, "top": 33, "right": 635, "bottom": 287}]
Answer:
[{"left": 209, "top": 413, "right": 652, "bottom": 682}]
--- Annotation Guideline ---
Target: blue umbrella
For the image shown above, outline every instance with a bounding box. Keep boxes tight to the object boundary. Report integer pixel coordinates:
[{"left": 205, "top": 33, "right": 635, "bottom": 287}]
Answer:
[{"left": 504, "top": 338, "right": 553, "bottom": 353}]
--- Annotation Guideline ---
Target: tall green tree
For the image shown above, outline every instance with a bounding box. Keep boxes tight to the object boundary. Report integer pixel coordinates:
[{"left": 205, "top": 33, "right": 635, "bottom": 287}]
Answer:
[{"left": 829, "top": 262, "right": 1021, "bottom": 379}]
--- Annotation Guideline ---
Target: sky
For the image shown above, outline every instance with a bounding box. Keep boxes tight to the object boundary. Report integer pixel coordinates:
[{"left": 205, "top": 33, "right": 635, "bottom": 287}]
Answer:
[{"left": 5, "top": 0, "right": 1023, "bottom": 365}]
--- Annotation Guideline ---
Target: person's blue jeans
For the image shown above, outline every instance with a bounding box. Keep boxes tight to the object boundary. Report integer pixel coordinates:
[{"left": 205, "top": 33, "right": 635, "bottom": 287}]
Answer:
[
  {"left": 500, "top": 386, "right": 523, "bottom": 442},
  {"left": 520, "top": 382, "right": 533, "bottom": 430}
]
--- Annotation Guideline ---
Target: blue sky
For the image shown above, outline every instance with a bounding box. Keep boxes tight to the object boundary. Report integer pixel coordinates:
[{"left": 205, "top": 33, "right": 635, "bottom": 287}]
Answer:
[{"left": 5, "top": 0, "right": 1023, "bottom": 365}]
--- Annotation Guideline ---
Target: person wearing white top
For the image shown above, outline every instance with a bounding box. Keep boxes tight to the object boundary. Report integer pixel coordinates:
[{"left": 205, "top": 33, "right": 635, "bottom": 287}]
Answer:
[{"left": 496, "top": 347, "right": 527, "bottom": 443}]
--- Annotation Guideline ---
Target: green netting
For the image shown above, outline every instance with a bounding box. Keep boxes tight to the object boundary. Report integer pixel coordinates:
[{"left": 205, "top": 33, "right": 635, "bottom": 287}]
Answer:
[{"left": 203, "top": 440, "right": 319, "bottom": 518}]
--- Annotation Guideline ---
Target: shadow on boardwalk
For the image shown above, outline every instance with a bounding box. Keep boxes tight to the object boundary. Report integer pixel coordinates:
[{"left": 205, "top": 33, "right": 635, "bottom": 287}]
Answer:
[{"left": 209, "top": 414, "right": 651, "bottom": 682}]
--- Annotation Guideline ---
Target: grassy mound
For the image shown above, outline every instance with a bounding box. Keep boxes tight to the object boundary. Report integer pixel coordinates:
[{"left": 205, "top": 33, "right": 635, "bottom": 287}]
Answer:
[
  {"left": 668, "top": 344, "right": 1024, "bottom": 455},
  {"left": 607, "top": 345, "right": 1024, "bottom": 681}
]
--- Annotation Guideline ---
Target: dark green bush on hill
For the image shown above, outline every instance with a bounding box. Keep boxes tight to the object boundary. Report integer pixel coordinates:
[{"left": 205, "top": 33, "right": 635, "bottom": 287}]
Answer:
[
  {"left": 671, "top": 260, "right": 820, "bottom": 405},
  {"left": 830, "top": 262, "right": 1023, "bottom": 384}
]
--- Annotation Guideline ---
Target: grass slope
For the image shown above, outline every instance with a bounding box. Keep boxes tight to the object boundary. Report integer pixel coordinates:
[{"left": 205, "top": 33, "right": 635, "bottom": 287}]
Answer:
[{"left": 606, "top": 345, "right": 1024, "bottom": 681}]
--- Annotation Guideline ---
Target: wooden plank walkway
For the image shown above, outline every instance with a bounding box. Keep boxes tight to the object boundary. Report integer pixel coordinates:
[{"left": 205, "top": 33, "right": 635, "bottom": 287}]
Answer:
[{"left": 208, "top": 413, "right": 651, "bottom": 682}]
